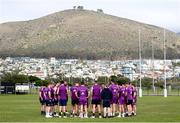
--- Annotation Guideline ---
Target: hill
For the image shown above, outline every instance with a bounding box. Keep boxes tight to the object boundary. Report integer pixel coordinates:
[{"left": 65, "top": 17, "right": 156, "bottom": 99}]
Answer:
[{"left": 0, "top": 9, "right": 180, "bottom": 59}]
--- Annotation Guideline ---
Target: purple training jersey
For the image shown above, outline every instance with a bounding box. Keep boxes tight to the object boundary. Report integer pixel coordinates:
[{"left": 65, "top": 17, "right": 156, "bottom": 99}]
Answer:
[
  {"left": 53, "top": 86, "right": 58, "bottom": 100},
  {"left": 109, "top": 83, "right": 119, "bottom": 103},
  {"left": 39, "top": 87, "right": 45, "bottom": 99},
  {"left": 126, "top": 86, "right": 133, "bottom": 100},
  {"left": 118, "top": 86, "right": 126, "bottom": 105},
  {"left": 78, "top": 85, "right": 88, "bottom": 105},
  {"left": 91, "top": 84, "right": 102, "bottom": 100},
  {"left": 44, "top": 87, "right": 53, "bottom": 100},
  {"left": 78, "top": 85, "right": 88, "bottom": 99},
  {"left": 58, "top": 84, "right": 68, "bottom": 100},
  {"left": 70, "top": 86, "right": 78, "bottom": 100},
  {"left": 132, "top": 87, "right": 137, "bottom": 104}
]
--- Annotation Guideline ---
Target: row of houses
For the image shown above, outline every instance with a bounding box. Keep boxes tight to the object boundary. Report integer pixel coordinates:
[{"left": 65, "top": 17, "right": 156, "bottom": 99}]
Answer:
[{"left": 0, "top": 57, "right": 180, "bottom": 81}]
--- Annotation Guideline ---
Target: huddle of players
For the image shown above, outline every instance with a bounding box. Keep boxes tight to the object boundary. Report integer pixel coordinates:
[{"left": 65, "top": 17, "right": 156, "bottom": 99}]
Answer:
[{"left": 39, "top": 80, "right": 137, "bottom": 118}]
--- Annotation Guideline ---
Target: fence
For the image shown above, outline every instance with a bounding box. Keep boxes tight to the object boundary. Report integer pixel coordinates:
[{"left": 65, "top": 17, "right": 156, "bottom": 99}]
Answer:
[
  {"left": 0, "top": 86, "right": 15, "bottom": 94},
  {"left": 1, "top": 86, "right": 180, "bottom": 96},
  {"left": 137, "top": 87, "right": 180, "bottom": 96}
]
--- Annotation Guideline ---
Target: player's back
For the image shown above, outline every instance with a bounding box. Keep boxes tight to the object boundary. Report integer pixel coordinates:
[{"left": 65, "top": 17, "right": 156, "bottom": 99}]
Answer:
[
  {"left": 92, "top": 84, "right": 101, "bottom": 100},
  {"left": 39, "top": 87, "right": 45, "bottom": 99},
  {"left": 119, "top": 86, "right": 126, "bottom": 98},
  {"left": 70, "top": 86, "right": 78, "bottom": 100},
  {"left": 78, "top": 85, "right": 88, "bottom": 99},
  {"left": 58, "top": 84, "right": 67, "bottom": 100},
  {"left": 101, "top": 88, "right": 112, "bottom": 100},
  {"left": 109, "top": 83, "right": 119, "bottom": 97},
  {"left": 126, "top": 86, "right": 133, "bottom": 100},
  {"left": 44, "top": 87, "right": 50, "bottom": 100},
  {"left": 132, "top": 86, "right": 137, "bottom": 99}
]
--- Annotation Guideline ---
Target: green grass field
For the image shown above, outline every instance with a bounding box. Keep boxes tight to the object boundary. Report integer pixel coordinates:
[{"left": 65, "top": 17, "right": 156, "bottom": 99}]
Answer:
[{"left": 0, "top": 94, "right": 180, "bottom": 122}]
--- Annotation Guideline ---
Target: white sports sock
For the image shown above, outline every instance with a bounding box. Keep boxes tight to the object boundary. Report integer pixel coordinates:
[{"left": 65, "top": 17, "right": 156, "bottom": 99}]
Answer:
[
  {"left": 110, "top": 112, "right": 112, "bottom": 116},
  {"left": 84, "top": 113, "right": 88, "bottom": 117},
  {"left": 128, "top": 111, "right": 132, "bottom": 116},
  {"left": 103, "top": 108, "right": 106, "bottom": 117},
  {"left": 79, "top": 113, "right": 83, "bottom": 118},
  {"left": 46, "top": 112, "right": 49, "bottom": 116}
]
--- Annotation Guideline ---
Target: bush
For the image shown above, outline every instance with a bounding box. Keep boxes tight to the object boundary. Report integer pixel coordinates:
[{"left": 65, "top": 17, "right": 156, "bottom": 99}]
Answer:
[
  {"left": 34, "top": 80, "right": 50, "bottom": 87},
  {"left": 29, "top": 76, "right": 41, "bottom": 83}
]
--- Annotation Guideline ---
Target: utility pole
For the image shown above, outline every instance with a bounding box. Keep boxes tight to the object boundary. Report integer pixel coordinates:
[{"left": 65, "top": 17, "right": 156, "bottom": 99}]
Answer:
[
  {"left": 151, "top": 37, "right": 157, "bottom": 93},
  {"left": 163, "top": 28, "right": 167, "bottom": 97},
  {"left": 139, "top": 29, "right": 142, "bottom": 97}
]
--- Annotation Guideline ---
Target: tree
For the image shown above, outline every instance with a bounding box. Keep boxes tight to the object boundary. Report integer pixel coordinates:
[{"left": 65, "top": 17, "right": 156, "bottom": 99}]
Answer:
[
  {"left": 97, "top": 76, "right": 109, "bottom": 84},
  {"left": 97, "top": 9, "right": 103, "bottom": 13},
  {"left": 77, "top": 6, "right": 84, "bottom": 10},
  {"left": 73, "top": 6, "right": 76, "bottom": 9},
  {"left": 29, "top": 76, "right": 41, "bottom": 83},
  {"left": 0, "top": 71, "right": 29, "bottom": 84},
  {"left": 117, "top": 77, "right": 130, "bottom": 85},
  {"left": 110, "top": 75, "right": 118, "bottom": 82},
  {"left": 34, "top": 80, "right": 50, "bottom": 87}
]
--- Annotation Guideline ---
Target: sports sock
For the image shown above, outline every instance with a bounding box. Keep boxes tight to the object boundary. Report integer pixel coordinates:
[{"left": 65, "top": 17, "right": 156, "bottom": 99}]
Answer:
[{"left": 103, "top": 108, "right": 106, "bottom": 117}]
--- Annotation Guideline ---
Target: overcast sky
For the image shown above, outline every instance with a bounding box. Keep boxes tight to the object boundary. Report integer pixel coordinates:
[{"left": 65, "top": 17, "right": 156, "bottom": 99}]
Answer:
[{"left": 0, "top": 0, "right": 180, "bottom": 32}]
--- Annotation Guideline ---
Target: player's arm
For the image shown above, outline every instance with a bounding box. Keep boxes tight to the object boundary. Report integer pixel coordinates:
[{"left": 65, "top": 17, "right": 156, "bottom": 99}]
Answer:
[
  {"left": 75, "top": 90, "right": 79, "bottom": 98},
  {"left": 48, "top": 90, "right": 52, "bottom": 99},
  {"left": 117, "top": 90, "right": 120, "bottom": 99},
  {"left": 57, "top": 87, "right": 60, "bottom": 99},
  {"left": 87, "top": 90, "right": 90, "bottom": 98},
  {"left": 54, "top": 87, "right": 57, "bottom": 96},
  {"left": 125, "top": 88, "right": 128, "bottom": 96},
  {"left": 133, "top": 89, "right": 137, "bottom": 98}
]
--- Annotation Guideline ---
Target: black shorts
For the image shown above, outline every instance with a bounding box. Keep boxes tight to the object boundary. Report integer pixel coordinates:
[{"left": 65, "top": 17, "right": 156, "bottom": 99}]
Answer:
[
  {"left": 103, "top": 100, "right": 111, "bottom": 108},
  {"left": 71, "top": 99, "right": 79, "bottom": 106},
  {"left": 46, "top": 99, "right": 54, "bottom": 106},
  {"left": 92, "top": 99, "right": 101, "bottom": 105},
  {"left": 54, "top": 99, "right": 58, "bottom": 105},
  {"left": 127, "top": 100, "right": 133, "bottom": 105},
  {"left": 39, "top": 98, "right": 46, "bottom": 105},
  {"left": 59, "top": 99, "right": 67, "bottom": 106}
]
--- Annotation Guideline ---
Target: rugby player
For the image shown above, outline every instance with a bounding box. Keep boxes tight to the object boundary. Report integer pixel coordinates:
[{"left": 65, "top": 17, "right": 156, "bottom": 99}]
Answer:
[
  {"left": 126, "top": 82, "right": 134, "bottom": 116},
  {"left": 117, "top": 83, "right": 126, "bottom": 117},
  {"left": 70, "top": 82, "right": 79, "bottom": 117},
  {"left": 109, "top": 80, "right": 119, "bottom": 117},
  {"left": 57, "top": 81, "right": 68, "bottom": 118},
  {"left": 76, "top": 81, "right": 89, "bottom": 118},
  {"left": 44, "top": 83, "right": 54, "bottom": 118},
  {"left": 39, "top": 85, "right": 46, "bottom": 115},
  {"left": 91, "top": 81, "right": 102, "bottom": 118},
  {"left": 132, "top": 84, "right": 137, "bottom": 116},
  {"left": 101, "top": 84, "right": 113, "bottom": 118},
  {"left": 53, "top": 83, "right": 60, "bottom": 117}
]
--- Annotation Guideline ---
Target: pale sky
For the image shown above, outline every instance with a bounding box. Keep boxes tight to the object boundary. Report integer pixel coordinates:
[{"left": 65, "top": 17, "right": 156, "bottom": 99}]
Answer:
[{"left": 0, "top": 0, "right": 180, "bottom": 32}]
